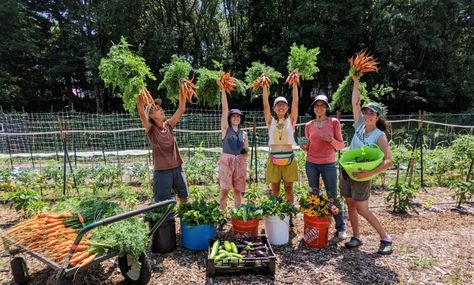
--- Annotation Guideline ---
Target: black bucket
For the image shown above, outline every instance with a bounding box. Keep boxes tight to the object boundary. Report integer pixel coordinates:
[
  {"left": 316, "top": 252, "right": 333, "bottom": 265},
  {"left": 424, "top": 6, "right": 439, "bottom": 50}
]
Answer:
[{"left": 149, "top": 215, "right": 177, "bottom": 253}]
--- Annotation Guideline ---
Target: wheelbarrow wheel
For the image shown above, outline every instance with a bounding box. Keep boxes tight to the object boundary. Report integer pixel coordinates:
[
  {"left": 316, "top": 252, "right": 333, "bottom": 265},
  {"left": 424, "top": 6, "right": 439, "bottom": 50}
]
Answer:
[
  {"left": 11, "top": 256, "right": 29, "bottom": 285},
  {"left": 118, "top": 252, "right": 151, "bottom": 285}
]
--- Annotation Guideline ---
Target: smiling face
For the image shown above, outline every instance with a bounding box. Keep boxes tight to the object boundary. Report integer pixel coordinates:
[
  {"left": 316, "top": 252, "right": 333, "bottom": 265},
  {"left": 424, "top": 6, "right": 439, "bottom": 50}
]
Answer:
[
  {"left": 313, "top": 101, "right": 328, "bottom": 118},
  {"left": 273, "top": 102, "right": 289, "bottom": 119},
  {"left": 229, "top": 114, "right": 241, "bottom": 127},
  {"left": 149, "top": 104, "right": 165, "bottom": 121},
  {"left": 362, "top": 108, "right": 379, "bottom": 128}
]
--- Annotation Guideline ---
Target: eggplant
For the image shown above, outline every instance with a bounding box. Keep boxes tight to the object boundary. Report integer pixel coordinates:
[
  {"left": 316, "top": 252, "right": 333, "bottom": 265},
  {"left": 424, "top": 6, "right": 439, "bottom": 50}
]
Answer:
[
  {"left": 255, "top": 250, "right": 268, "bottom": 257},
  {"left": 253, "top": 246, "right": 267, "bottom": 252},
  {"left": 240, "top": 250, "right": 248, "bottom": 256}
]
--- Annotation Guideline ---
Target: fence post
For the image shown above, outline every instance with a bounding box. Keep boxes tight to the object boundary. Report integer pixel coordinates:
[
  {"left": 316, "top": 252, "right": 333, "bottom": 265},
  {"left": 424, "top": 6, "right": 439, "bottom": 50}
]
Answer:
[
  {"left": 419, "top": 110, "right": 425, "bottom": 188},
  {"left": 253, "top": 117, "right": 257, "bottom": 183},
  {"left": 6, "top": 136, "right": 14, "bottom": 170}
]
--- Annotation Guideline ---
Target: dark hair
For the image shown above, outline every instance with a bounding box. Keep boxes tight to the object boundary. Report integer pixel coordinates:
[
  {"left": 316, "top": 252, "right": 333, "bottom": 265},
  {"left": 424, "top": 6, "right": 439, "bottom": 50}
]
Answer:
[
  {"left": 376, "top": 116, "right": 391, "bottom": 141},
  {"left": 309, "top": 104, "right": 330, "bottom": 119}
]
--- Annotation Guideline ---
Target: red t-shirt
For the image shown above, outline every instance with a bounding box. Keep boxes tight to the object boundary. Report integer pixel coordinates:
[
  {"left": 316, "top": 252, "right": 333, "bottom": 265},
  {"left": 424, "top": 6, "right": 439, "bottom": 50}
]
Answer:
[
  {"left": 305, "top": 118, "right": 344, "bottom": 164},
  {"left": 147, "top": 121, "right": 183, "bottom": 170}
]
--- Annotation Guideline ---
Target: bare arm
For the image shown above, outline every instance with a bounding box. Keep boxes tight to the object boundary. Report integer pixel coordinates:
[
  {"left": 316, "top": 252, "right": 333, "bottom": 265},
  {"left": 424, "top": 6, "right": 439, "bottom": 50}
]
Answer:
[
  {"left": 242, "top": 131, "right": 250, "bottom": 159},
  {"left": 262, "top": 85, "right": 272, "bottom": 127},
  {"left": 219, "top": 85, "right": 228, "bottom": 139},
  {"left": 137, "top": 91, "right": 152, "bottom": 133},
  {"left": 352, "top": 135, "right": 393, "bottom": 179},
  {"left": 168, "top": 92, "right": 187, "bottom": 128},
  {"left": 329, "top": 119, "right": 344, "bottom": 150},
  {"left": 352, "top": 75, "right": 362, "bottom": 122},
  {"left": 290, "top": 84, "right": 299, "bottom": 127}
]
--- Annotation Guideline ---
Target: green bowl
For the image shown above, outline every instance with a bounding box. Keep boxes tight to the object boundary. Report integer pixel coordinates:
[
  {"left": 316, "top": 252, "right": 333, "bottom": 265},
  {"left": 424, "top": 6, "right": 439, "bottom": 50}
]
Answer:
[{"left": 339, "top": 146, "right": 384, "bottom": 181}]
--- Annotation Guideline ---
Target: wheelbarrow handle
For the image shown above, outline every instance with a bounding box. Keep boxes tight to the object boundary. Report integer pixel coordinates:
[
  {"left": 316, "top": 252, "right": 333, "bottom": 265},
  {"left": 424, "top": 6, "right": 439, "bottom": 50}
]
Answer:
[{"left": 64, "top": 199, "right": 177, "bottom": 265}]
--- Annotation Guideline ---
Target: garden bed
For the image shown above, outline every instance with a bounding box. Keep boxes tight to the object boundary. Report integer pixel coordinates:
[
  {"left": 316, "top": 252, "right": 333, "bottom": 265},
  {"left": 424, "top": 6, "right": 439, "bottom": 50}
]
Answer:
[{"left": 0, "top": 187, "right": 473, "bottom": 284}]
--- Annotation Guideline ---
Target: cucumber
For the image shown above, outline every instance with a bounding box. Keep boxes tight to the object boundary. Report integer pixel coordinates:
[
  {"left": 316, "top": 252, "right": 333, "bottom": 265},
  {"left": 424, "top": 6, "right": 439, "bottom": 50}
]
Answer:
[
  {"left": 224, "top": 240, "right": 232, "bottom": 252},
  {"left": 210, "top": 240, "right": 220, "bottom": 258},
  {"left": 230, "top": 242, "right": 238, "bottom": 254},
  {"left": 214, "top": 253, "right": 227, "bottom": 261}
]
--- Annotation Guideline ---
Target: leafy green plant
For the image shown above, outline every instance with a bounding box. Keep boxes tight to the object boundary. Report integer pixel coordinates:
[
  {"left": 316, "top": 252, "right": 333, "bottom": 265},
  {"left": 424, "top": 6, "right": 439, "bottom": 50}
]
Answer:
[
  {"left": 177, "top": 199, "right": 225, "bottom": 226},
  {"left": 8, "top": 187, "right": 48, "bottom": 217},
  {"left": 245, "top": 62, "right": 282, "bottom": 87},
  {"left": 287, "top": 43, "right": 320, "bottom": 80},
  {"left": 243, "top": 184, "right": 267, "bottom": 203},
  {"left": 158, "top": 55, "right": 193, "bottom": 103},
  {"left": 229, "top": 203, "right": 263, "bottom": 221},
  {"left": 450, "top": 180, "right": 474, "bottom": 207},
  {"left": 385, "top": 183, "right": 420, "bottom": 213},
  {"left": 128, "top": 163, "right": 150, "bottom": 186},
  {"left": 196, "top": 67, "right": 221, "bottom": 107},
  {"left": 90, "top": 165, "right": 124, "bottom": 192},
  {"left": 99, "top": 36, "right": 156, "bottom": 115},
  {"left": 258, "top": 195, "right": 298, "bottom": 220}
]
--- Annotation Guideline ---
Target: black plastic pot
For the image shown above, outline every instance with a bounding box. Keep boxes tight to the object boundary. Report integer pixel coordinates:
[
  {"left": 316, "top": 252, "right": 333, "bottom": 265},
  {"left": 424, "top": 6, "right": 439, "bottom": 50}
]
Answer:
[{"left": 149, "top": 215, "right": 177, "bottom": 253}]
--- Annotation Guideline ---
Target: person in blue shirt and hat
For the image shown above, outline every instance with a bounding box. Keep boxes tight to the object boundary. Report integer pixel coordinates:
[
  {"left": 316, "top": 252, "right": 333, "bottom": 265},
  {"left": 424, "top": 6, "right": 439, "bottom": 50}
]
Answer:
[
  {"left": 217, "top": 81, "right": 249, "bottom": 210},
  {"left": 341, "top": 75, "right": 394, "bottom": 255}
]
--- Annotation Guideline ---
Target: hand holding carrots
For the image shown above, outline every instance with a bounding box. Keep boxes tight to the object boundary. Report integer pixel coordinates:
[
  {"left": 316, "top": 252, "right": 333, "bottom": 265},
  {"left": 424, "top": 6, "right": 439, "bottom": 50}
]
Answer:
[{"left": 285, "top": 69, "right": 300, "bottom": 87}]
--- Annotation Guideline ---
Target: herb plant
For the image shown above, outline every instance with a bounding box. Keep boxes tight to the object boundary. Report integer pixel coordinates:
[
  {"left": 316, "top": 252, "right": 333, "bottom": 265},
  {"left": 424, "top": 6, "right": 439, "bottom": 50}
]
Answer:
[
  {"left": 258, "top": 196, "right": 298, "bottom": 220},
  {"left": 229, "top": 203, "right": 263, "bottom": 222},
  {"left": 177, "top": 199, "right": 225, "bottom": 226}
]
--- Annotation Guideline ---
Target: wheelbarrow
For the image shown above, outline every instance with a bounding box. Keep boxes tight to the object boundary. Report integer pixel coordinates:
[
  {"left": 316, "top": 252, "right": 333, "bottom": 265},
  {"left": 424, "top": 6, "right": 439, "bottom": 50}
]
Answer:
[{"left": 1, "top": 199, "right": 176, "bottom": 285}]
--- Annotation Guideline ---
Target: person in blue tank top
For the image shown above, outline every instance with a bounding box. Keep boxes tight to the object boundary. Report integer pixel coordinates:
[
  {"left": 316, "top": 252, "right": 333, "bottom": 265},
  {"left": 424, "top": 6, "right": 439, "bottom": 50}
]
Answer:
[
  {"left": 341, "top": 75, "right": 394, "bottom": 255},
  {"left": 217, "top": 81, "right": 249, "bottom": 210}
]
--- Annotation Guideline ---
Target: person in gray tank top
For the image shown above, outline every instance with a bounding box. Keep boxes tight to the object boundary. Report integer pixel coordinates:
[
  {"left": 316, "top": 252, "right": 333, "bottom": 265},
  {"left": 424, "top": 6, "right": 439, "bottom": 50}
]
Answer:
[
  {"left": 340, "top": 75, "right": 394, "bottom": 255},
  {"left": 218, "top": 81, "right": 249, "bottom": 211}
]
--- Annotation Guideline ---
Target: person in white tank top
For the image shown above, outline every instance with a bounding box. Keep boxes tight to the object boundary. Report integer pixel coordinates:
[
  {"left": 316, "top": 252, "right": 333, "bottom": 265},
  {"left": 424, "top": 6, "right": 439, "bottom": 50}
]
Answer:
[{"left": 262, "top": 72, "right": 299, "bottom": 216}]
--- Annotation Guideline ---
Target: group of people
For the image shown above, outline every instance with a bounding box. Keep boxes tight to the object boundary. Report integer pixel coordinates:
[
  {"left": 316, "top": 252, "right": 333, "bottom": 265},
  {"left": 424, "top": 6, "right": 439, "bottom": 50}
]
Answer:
[{"left": 137, "top": 74, "right": 393, "bottom": 255}]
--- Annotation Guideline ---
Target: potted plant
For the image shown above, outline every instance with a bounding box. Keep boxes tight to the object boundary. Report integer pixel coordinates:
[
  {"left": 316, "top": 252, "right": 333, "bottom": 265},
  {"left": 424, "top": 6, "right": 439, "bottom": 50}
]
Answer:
[
  {"left": 300, "top": 192, "right": 340, "bottom": 248},
  {"left": 259, "top": 196, "right": 298, "bottom": 245},
  {"left": 229, "top": 203, "right": 263, "bottom": 238},
  {"left": 144, "top": 205, "right": 176, "bottom": 253},
  {"left": 177, "top": 200, "right": 226, "bottom": 250}
]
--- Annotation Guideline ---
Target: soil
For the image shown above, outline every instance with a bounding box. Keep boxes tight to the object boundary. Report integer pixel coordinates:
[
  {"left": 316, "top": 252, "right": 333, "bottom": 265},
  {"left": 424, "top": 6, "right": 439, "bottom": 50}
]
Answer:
[{"left": 1, "top": 187, "right": 473, "bottom": 285}]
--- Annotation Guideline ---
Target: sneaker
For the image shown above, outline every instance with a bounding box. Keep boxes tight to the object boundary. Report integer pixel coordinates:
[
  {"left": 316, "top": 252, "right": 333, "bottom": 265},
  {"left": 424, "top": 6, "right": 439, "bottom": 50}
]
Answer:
[
  {"left": 337, "top": 230, "right": 347, "bottom": 239},
  {"left": 345, "top": 236, "right": 363, "bottom": 249},
  {"left": 377, "top": 240, "right": 393, "bottom": 255}
]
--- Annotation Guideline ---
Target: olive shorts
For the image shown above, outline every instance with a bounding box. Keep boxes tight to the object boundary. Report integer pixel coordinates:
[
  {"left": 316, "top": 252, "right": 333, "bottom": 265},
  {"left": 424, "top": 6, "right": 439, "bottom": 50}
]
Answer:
[
  {"left": 266, "top": 157, "right": 299, "bottom": 183},
  {"left": 339, "top": 169, "right": 372, "bottom": 201}
]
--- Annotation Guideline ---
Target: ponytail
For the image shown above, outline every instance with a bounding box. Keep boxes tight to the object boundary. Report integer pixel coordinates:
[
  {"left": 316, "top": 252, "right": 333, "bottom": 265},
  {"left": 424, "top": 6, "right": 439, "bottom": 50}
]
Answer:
[{"left": 376, "top": 116, "right": 391, "bottom": 142}]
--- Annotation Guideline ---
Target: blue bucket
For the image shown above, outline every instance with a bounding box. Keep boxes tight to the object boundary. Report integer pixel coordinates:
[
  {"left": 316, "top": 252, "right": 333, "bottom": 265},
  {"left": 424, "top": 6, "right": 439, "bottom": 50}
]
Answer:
[{"left": 180, "top": 221, "right": 216, "bottom": 250}]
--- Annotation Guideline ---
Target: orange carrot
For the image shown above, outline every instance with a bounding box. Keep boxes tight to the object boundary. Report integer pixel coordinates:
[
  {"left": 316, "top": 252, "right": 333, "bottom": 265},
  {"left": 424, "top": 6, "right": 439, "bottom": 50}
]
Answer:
[
  {"left": 77, "top": 254, "right": 96, "bottom": 268},
  {"left": 70, "top": 251, "right": 91, "bottom": 266}
]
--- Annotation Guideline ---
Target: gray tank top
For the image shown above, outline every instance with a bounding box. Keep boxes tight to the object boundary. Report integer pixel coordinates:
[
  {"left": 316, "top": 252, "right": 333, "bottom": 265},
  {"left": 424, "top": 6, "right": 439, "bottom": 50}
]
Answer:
[
  {"left": 350, "top": 114, "right": 385, "bottom": 149},
  {"left": 222, "top": 127, "right": 244, "bottom": 155}
]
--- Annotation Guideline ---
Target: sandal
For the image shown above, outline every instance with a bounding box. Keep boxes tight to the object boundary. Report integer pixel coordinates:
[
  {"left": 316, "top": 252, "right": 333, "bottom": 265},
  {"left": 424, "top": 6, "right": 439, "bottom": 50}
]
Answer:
[
  {"left": 377, "top": 240, "right": 393, "bottom": 255},
  {"left": 345, "top": 236, "right": 363, "bottom": 249}
]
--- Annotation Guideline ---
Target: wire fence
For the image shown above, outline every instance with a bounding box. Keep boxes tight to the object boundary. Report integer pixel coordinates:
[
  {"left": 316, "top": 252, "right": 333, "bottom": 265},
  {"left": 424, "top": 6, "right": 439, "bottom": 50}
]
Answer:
[{"left": 0, "top": 109, "right": 473, "bottom": 168}]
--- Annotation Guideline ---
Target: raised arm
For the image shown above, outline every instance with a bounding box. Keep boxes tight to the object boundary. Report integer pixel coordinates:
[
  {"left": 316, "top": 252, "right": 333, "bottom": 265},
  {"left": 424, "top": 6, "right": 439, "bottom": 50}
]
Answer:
[
  {"left": 352, "top": 75, "right": 362, "bottom": 122},
  {"left": 168, "top": 92, "right": 187, "bottom": 127},
  {"left": 219, "top": 84, "right": 228, "bottom": 138},
  {"left": 137, "top": 90, "right": 152, "bottom": 133},
  {"left": 290, "top": 84, "right": 299, "bottom": 128},
  {"left": 262, "top": 85, "right": 272, "bottom": 127}
]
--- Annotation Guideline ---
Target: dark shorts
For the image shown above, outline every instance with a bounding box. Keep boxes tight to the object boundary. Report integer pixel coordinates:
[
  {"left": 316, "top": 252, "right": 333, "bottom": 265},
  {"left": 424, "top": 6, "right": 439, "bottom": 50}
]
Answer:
[
  {"left": 153, "top": 166, "right": 188, "bottom": 202},
  {"left": 339, "top": 169, "right": 372, "bottom": 201}
]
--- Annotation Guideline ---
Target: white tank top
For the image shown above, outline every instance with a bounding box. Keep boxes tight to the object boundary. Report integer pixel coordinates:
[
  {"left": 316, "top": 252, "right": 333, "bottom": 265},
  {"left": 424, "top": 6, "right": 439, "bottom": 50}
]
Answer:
[{"left": 268, "top": 117, "right": 296, "bottom": 146}]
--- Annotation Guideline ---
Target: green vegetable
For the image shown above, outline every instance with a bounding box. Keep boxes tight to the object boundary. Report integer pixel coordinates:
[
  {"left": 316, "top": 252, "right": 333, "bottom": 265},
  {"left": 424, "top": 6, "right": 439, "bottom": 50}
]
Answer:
[
  {"left": 99, "top": 36, "right": 156, "bottom": 115},
  {"left": 158, "top": 55, "right": 193, "bottom": 104},
  {"left": 229, "top": 203, "right": 263, "bottom": 222},
  {"left": 287, "top": 43, "right": 320, "bottom": 80},
  {"left": 177, "top": 199, "right": 226, "bottom": 226},
  {"left": 210, "top": 240, "right": 220, "bottom": 258},
  {"left": 224, "top": 240, "right": 232, "bottom": 252},
  {"left": 230, "top": 242, "right": 238, "bottom": 254},
  {"left": 258, "top": 195, "right": 298, "bottom": 220},
  {"left": 245, "top": 62, "right": 282, "bottom": 88},
  {"left": 196, "top": 67, "right": 221, "bottom": 107}
]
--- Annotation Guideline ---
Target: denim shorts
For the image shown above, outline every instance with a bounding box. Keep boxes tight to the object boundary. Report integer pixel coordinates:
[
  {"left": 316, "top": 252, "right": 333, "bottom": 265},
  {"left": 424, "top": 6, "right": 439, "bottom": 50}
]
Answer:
[
  {"left": 339, "top": 169, "right": 371, "bottom": 201},
  {"left": 153, "top": 166, "right": 188, "bottom": 202}
]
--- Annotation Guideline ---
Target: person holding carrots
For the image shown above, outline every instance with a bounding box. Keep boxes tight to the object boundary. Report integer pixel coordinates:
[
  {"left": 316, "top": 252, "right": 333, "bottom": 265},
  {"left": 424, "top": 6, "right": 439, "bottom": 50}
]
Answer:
[
  {"left": 301, "top": 94, "right": 347, "bottom": 239},
  {"left": 262, "top": 73, "right": 299, "bottom": 225},
  {"left": 341, "top": 75, "right": 393, "bottom": 254},
  {"left": 217, "top": 81, "right": 249, "bottom": 210},
  {"left": 137, "top": 90, "right": 188, "bottom": 203}
]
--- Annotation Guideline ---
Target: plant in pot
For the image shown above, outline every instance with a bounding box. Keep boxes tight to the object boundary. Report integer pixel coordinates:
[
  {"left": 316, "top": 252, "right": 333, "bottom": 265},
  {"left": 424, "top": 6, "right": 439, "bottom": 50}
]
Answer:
[
  {"left": 177, "top": 200, "right": 226, "bottom": 250},
  {"left": 259, "top": 196, "right": 298, "bottom": 245},
  {"left": 229, "top": 203, "right": 263, "bottom": 238},
  {"left": 144, "top": 204, "right": 176, "bottom": 253},
  {"left": 300, "top": 192, "right": 340, "bottom": 248}
]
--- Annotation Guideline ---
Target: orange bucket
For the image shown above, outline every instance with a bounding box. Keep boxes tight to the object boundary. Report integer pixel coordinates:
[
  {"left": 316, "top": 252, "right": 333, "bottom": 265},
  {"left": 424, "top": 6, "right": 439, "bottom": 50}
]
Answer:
[
  {"left": 303, "top": 215, "right": 329, "bottom": 248},
  {"left": 231, "top": 217, "right": 259, "bottom": 238}
]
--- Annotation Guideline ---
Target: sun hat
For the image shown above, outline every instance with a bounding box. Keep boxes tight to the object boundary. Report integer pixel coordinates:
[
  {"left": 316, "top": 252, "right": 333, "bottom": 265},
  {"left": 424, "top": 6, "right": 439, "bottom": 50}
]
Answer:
[
  {"left": 228, "top": 108, "right": 245, "bottom": 125},
  {"left": 273, "top": 96, "right": 288, "bottom": 107},
  {"left": 362, "top": 102, "right": 385, "bottom": 117},
  {"left": 308, "top": 95, "right": 331, "bottom": 117}
]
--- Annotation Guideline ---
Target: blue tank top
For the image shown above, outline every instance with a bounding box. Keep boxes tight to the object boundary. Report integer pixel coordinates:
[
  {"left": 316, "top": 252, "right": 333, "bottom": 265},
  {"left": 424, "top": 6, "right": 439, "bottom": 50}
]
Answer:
[
  {"left": 222, "top": 127, "right": 244, "bottom": 155},
  {"left": 350, "top": 113, "right": 385, "bottom": 149}
]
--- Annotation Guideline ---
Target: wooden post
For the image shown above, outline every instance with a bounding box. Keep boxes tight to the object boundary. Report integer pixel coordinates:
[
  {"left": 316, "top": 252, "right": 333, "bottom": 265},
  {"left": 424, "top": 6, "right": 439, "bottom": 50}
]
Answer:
[
  {"left": 253, "top": 118, "right": 257, "bottom": 183},
  {"left": 394, "top": 163, "right": 400, "bottom": 210},
  {"left": 408, "top": 157, "right": 416, "bottom": 186},
  {"left": 466, "top": 158, "right": 473, "bottom": 182},
  {"left": 419, "top": 110, "right": 425, "bottom": 188}
]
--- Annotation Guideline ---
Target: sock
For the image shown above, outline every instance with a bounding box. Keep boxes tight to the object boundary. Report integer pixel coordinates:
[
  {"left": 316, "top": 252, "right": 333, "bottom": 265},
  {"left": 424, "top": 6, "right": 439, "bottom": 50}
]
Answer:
[{"left": 382, "top": 236, "right": 392, "bottom": 242}]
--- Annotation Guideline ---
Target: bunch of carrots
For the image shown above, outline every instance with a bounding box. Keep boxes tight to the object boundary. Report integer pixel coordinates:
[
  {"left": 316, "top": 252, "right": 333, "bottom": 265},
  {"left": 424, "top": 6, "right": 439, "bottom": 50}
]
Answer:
[
  {"left": 249, "top": 75, "right": 271, "bottom": 91},
  {"left": 139, "top": 89, "right": 155, "bottom": 106},
  {"left": 180, "top": 78, "right": 197, "bottom": 101},
  {"left": 219, "top": 72, "right": 237, "bottom": 93},
  {"left": 285, "top": 69, "right": 300, "bottom": 87},
  {"left": 3, "top": 212, "right": 96, "bottom": 268},
  {"left": 349, "top": 49, "right": 379, "bottom": 75}
]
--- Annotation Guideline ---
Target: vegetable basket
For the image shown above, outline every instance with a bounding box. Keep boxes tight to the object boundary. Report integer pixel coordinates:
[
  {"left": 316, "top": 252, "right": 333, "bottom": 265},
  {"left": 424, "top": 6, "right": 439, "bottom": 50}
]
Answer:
[
  {"left": 339, "top": 145, "right": 384, "bottom": 181},
  {"left": 206, "top": 235, "right": 276, "bottom": 277}
]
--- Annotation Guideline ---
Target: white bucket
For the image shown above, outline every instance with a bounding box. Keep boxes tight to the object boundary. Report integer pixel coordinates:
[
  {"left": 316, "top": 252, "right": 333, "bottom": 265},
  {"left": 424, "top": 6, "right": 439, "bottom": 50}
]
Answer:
[{"left": 264, "top": 215, "right": 289, "bottom": 245}]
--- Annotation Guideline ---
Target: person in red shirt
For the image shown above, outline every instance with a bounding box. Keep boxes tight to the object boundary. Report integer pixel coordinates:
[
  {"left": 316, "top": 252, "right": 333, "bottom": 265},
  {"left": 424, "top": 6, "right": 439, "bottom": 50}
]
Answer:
[{"left": 301, "top": 95, "right": 346, "bottom": 238}]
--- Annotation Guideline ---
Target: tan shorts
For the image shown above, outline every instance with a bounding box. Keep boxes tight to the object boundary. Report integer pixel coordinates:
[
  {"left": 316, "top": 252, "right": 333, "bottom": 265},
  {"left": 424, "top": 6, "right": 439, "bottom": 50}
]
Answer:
[
  {"left": 339, "top": 170, "right": 372, "bottom": 201},
  {"left": 266, "top": 157, "right": 299, "bottom": 183},
  {"left": 219, "top": 153, "right": 247, "bottom": 192}
]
